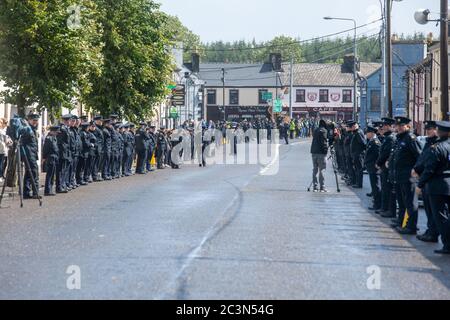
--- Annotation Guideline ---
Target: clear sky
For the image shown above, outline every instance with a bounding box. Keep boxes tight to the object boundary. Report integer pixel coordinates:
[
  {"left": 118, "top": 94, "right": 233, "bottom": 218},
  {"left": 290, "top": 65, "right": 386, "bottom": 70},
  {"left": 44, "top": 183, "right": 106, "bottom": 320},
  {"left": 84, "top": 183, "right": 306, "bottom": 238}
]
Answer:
[{"left": 157, "top": 0, "right": 440, "bottom": 42}]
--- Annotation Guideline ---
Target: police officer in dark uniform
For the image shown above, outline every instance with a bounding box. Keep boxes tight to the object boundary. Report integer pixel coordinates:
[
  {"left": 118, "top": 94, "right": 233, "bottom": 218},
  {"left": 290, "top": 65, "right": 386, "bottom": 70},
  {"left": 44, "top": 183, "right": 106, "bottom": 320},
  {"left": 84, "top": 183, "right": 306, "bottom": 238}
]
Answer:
[
  {"left": 43, "top": 125, "right": 60, "bottom": 196},
  {"left": 85, "top": 122, "right": 97, "bottom": 183},
  {"left": 343, "top": 123, "right": 353, "bottom": 185},
  {"left": 156, "top": 127, "right": 167, "bottom": 169},
  {"left": 413, "top": 121, "right": 440, "bottom": 242},
  {"left": 147, "top": 126, "right": 157, "bottom": 172},
  {"left": 67, "top": 115, "right": 79, "bottom": 190},
  {"left": 102, "top": 119, "right": 113, "bottom": 180},
  {"left": 135, "top": 122, "right": 149, "bottom": 174},
  {"left": 349, "top": 121, "right": 366, "bottom": 188},
  {"left": 364, "top": 126, "right": 381, "bottom": 211},
  {"left": 375, "top": 117, "right": 397, "bottom": 217},
  {"left": 56, "top": 114, "right": 73, "bottom": 193},
  {"left": 109, "top": 115, "right": 119, "bottom": 179},
  {"left": 21, "top": 113, "right": 40, "bottom": 199},
  {"left": 122, "top": 124, "right": 134, "bottom": 176},
  {"left": 417, "top": 121, "right": 450, "bottom": 254},
  {"left": 77, "top": 122, "right": 91, "bottom": 185},
  {"left": 392, "top": 116, "right": 423, "bottom": 235},
  {"left": 92, "top": 116, "right": 104, "bottom": 182}
]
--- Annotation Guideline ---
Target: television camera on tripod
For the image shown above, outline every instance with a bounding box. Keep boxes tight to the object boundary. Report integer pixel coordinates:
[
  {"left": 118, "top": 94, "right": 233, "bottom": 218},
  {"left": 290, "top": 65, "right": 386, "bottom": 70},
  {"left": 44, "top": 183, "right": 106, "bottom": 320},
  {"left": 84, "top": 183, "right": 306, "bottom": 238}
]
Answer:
[{"left": 0, "top": 113, "right": 42, "bottom": 208}]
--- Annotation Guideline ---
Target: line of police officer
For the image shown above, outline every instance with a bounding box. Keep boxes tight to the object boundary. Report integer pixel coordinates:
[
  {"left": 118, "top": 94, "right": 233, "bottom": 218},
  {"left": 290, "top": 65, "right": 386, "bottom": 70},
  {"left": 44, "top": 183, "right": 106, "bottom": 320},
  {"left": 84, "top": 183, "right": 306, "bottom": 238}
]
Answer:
[
  {"left": 20, "top": 113, "right": 172, "bottom": 199},
  {"left": 334, "top": 117, "right": 450, "bottom": 254}
]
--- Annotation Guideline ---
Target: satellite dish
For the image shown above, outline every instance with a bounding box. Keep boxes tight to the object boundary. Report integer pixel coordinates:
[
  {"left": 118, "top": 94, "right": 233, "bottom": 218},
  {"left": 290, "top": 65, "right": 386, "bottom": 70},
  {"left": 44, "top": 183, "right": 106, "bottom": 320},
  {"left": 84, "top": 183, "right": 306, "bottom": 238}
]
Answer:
[{"left": 414, "top": 9, "right": 430, "bottom": 25}]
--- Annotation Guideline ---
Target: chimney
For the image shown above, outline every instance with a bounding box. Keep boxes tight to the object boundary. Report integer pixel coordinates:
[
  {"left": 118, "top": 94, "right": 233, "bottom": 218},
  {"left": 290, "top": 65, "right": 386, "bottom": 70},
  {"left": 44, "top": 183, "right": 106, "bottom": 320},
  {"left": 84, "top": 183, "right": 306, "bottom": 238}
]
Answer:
[{"left": 341, "top": 54, "right": 355, "bottom": 73}]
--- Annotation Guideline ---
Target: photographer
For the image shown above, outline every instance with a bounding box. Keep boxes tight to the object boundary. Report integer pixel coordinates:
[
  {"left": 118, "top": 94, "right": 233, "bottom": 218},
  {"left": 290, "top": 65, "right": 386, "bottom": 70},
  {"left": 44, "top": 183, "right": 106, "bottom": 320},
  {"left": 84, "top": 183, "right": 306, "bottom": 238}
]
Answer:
[
  {"left": 21, "top": 113, "right": 41, "bottom": 199},
  {"left": 310, "top": 119, "right": 329, "bottom": 192}
]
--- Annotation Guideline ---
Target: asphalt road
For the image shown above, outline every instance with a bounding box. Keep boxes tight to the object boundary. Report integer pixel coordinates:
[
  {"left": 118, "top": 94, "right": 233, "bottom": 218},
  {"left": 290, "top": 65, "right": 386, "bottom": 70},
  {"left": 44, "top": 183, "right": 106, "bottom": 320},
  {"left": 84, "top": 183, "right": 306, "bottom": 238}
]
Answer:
[{"left": 0, "top": 139, "right": 449, "bottom": 300}]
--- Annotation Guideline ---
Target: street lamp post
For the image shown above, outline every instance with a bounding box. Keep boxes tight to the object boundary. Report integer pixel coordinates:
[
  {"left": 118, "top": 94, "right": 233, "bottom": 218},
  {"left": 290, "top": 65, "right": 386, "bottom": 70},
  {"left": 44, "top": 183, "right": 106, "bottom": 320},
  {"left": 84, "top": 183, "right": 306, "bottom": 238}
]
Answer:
[
  {"left": 414, "top": 2, "right": 449, "bottom": 121},
  {"left": 324, "top": 16, "right": 358, "bottom": 121}
]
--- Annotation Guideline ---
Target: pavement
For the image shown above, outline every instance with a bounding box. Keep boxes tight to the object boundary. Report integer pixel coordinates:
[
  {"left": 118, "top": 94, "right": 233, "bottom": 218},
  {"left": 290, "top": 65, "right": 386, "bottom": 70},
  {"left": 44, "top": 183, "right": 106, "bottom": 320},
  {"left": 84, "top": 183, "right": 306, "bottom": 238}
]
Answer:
[{"left": 0, "top": 138, "right": 449, "bottom": 300}]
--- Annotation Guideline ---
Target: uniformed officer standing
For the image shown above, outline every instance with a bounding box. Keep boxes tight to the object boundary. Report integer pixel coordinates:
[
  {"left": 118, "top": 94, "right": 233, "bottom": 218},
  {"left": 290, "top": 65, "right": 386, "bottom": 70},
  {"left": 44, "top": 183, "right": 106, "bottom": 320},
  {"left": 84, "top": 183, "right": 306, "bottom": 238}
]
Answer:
[
  {"left": 56, "top": 114, "right": 72, "bottom": 193},
  {"left": 116, "top": 124, "right": 125, "bottom": 177},
  {"left": 43, "top": 126, "right": 60, "bottom": 196},
  {"left": 376, "top": 118, "right": 397, "bottom": 217},
  {"left": 135, "top": 122, "right": 149, "bottom": 174},
  {"left": 417, "top": 121, "right": 450, "bottom": 254},
  {"left": 21, "top": 113, "right": 40, "bottom": 199},
  {"left": 364, "top": 126, "right": 381, "bottom": 211},
  {"left": 413, "top": 121, "right": 440, "bottom": 242},
  {"left": 147, "top": 126, "right": 156, "bottom": 172},
  {"left": 122, "top": 124, "right": 134, "bottom": 176},
  {"left": 343, "top": 124, "right": 353, "bottom": 185},
  {"left": 86, "top": 122, "right": 97, "bottom": 183},
  {"left": 349, "top": 121, "right": 366, "bottom": 188},
  {"left": 92, "top": 116, "right": 104, "bottom": 182},
  {"left": 77, "top": 122, "right": 91, "bottom": 185},
  {"left": 156, "top": 127, "right": 167, "bottom": 169},
  {"left": 109, "top": 115, "right": 119, "bottom": 179},
  {"left": 392, "top": 117, "right": 423, "bottom": 235},
  {"left": 68, "top": 115, "right": 79, "bottom": 190},
  {"left": 102, "top": 119, "right": 113, "bottom": 180}
]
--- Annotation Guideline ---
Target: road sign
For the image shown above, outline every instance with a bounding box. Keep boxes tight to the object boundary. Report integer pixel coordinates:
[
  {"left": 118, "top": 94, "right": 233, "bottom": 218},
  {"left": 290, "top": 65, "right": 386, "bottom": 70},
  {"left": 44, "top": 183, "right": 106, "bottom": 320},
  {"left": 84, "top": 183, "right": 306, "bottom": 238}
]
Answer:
[
  {"left": 171, "top": 84, "right": 185, "bottom": 106},
  {"left": 169, "top": 106, "right": 179, "bottom": 119},
  {"left": 167, "top": 83, "right": 177, "bottom": 90},
  {"left": 273, "top": 99, "right": 283, "bottom": 113},
  {"left": 262, "top": 92, "right": 273, "bottom": 100}
]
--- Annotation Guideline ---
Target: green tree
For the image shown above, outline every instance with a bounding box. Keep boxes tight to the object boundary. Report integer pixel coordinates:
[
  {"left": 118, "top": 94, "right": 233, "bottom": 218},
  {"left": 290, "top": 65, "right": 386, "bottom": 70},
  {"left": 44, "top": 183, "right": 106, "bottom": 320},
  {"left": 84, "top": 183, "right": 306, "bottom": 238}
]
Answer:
[
  {"left": 0, "top": 0, "right": 102, "bottom": 118},
  {"left": 257, "top": 35, "right": 302, "bottom": 63},
  {"left": 86, "top": 0, "right": 175, "bottom": 122}
]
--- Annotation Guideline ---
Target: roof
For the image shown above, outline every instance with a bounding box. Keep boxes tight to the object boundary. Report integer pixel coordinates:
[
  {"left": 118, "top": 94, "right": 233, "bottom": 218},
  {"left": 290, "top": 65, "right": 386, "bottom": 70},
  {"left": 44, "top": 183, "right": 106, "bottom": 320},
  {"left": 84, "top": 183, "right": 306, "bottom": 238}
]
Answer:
[
  {"left": 196, "top": 62, "right": 381, "bottom": 88},
  {"left": 198, "top": 63, "right": 279, "bottom": 87},
  {"left": 280, "top": 62, "right": 381, "bottom": 86}
]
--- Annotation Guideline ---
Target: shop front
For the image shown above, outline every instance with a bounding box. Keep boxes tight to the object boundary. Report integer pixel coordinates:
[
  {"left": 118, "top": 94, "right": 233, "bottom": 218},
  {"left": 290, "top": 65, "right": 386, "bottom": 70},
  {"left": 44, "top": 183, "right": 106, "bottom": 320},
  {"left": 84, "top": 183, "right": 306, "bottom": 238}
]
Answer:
[{"left": 207, "top": 105, "right": 270, "bottom": 122}]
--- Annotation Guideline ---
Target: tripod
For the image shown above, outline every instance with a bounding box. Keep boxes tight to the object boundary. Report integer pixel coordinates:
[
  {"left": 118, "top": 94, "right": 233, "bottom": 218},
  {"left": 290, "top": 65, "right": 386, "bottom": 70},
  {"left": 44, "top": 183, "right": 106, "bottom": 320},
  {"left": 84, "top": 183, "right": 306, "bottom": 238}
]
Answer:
[
  {"left": 0, "top": 137, "right": 42, "bottom": 208},
  {"left": 328, "top": 147, "right": 341, "bottom": 193}
]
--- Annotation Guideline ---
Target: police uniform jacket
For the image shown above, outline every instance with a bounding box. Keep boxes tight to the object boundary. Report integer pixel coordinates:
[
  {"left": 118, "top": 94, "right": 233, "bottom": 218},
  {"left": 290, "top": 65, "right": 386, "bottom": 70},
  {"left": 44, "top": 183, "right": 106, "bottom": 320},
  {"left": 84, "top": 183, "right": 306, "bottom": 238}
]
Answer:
[
  {"left": 418, "top": 138, "right": 450, "bottom": 195},
  {"left": 392, "top": 131, "right": 422, "bottom": 184},
  {"left": 364, "top": 137, "right": 381, "bottom": 174}
]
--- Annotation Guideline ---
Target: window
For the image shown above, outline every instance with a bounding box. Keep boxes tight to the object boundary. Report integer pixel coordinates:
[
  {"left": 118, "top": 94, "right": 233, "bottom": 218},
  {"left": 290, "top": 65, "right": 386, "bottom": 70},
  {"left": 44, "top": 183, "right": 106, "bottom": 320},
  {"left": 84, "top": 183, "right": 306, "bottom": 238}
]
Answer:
[
  {"left": 207, "top": 89, "right": 217, "bottom": 105},
  {"left": 370, "top": 90, "right": 381, "bottom": 111},
  {"left": 229, "top": 89, "right": 239, "bottom": 105},
  {"left": 319, "top": 89, "right": 329, "bottom": 103},
  {"left": 296, "top": 89, "right": 306, "bottom": 103},
  {"left": 258, "top": 89, "right": 269, "bottom": 104},
  {"left": 343, "top": 89, "right": 352, "bottom": 103}
]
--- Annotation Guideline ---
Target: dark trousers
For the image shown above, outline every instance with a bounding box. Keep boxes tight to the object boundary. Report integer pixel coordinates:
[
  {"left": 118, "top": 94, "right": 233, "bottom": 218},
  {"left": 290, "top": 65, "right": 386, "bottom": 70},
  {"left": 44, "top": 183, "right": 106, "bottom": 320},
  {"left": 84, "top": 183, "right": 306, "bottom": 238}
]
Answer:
[
  {"left": 44, "top": 160, "right": 57, "bottom": 194},
  {"left": 93, "top": 153, "right": 103, "bottom": 180},
  {"left": 423, "top": 190, "right": 439, "bottom": 237},
  {"left": 110, "top": 154, "right": 118, "bottom": 177},
  {"left": 56, "top": 159, "right": 70, "bottom": 191},
  {"left": 102, "top": 153, "right": 111, "bottom": 178},
  {"left": 136, "top": 149, "right": 147, "bottom": 173},
  {"left": 76, "top": 157, "right": 86, "bottom": 183},
  {"left": 146, "top": 148, "right": 153, "bottom": 171},
  {"left": 85, "top": 156, "right": 94, "bottom": 181},
  {"left": 23, "top": 159, "right": 39, "bottom": 196},
  {"left": 352, "top": 154, "right": 364, "bottom": 187},
  {"left": 397, "top": 182, "right": 418, "bottom": 230},
  {"left": 368, "top": 172, "right": 381, "bottom": 209},
  {"left": 70, "top": 156, "right": 79, "bottom": 187},
  {"left": 380, "top": 170, "right": 393, "bottom": 212},
  {"left": 429, "top": 195, "right": 450, "bottom": 249}
]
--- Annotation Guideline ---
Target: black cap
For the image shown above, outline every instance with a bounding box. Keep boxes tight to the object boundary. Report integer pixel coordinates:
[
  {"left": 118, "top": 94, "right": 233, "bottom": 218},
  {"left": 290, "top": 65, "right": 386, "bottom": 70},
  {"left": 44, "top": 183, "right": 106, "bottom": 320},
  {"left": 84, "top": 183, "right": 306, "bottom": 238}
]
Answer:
[
  {"left": 27, "top": 113, "right": 40, "bottom": 120},
  {"left": 424, "top": 121, "right": 437, "bottom": 130},
  {"left": 80, "top": 115, "right": 88, "bottom": 120},
  {"left": 346, "top": 120, "right": 357, "bottom": 127},
  {"left": 123, "top": 124, "right": 130, "bottom": 129},
  {"left": 62, "top": 114, "right": 72, "bottom": 120},
  {"left": 139, "top": 122, "right": 147, "bottom": 126},
  {"left": 381, "top": 117, "right": 396, "bottom": 126},
  {"left": 149, "top": 125, "right": 156, "bottom": 129},
  {"left": 81, "top": 122, "right": 90, "bottom": 128},
  {"left": 436, "top": 121, "right": 450, "bottom": 132},
  {"left": 71, "top": 115, "right": 79, "bottom": 120},
  {"left": 49, "top": 125, "right": 60, "bottom": 132},
  {"left": 395, "top": 116, "right": 411, "bottom": 125},
  {"left": 110, "top": 114, "right": 119, "bottom": 119},
  {"left": 93, "top": 115, "right": 103, "bottom": 121},
  {"left": 129, "top": 124, "right": 135, "bottom": 128},
  {"left": 366, "top": 126, "right": 378, "bottom": 134},
  {"left": 372, "top": 121, "right": 383, "bottom": 128},
  {"left": 103, "top": 119, "right": 111, "bottom": 124}
]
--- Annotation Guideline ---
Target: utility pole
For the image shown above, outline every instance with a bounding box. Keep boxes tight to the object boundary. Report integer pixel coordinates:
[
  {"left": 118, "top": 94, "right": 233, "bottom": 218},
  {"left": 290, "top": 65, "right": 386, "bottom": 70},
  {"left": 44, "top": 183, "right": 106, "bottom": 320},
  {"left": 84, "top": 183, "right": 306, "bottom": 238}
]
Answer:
[
  {"left": 440, "top": 0, "right": 449, "bottom": 121},
  {"left": 386, "top": 0, "right": 393, "bottom": 118},
  {"left": 221, "top": 68, "right": 226, "bottom": 121},
  {"left": 289, "top": 57, "right": 294, "bottom": 119},
  {"left": 380, "top": 3, "right": 386, "bottom": 117}
]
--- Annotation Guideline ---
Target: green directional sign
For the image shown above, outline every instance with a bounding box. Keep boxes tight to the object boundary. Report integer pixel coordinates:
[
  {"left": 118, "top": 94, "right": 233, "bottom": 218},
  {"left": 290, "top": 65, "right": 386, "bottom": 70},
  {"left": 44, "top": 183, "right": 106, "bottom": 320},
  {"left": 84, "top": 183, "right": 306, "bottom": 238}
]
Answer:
[
  {"left": 273, "top": 99, "right": 283, "bottom": 113},
  {"left": 167, "top": 83, "right": 177, "bottom": 90},
  {"left": 262, "top": 92, "right": 273, "bottom": 100},
  {"left": 169, "top": 106, "right": 179, "bottom": 119}
]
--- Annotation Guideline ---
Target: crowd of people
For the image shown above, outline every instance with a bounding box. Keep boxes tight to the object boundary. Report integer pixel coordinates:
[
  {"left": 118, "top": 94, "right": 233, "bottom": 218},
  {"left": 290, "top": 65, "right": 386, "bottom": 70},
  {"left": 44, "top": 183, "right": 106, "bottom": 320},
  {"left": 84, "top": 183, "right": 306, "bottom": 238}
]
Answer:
[
  {"left": 6, "top": 113, "right": 312, "bottom": 202},
  {"left": 311, "top": 116, "right": 450, "bottom": 255}
]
